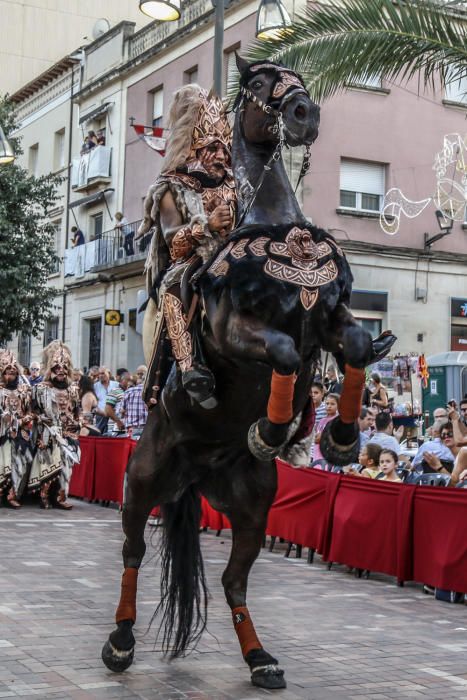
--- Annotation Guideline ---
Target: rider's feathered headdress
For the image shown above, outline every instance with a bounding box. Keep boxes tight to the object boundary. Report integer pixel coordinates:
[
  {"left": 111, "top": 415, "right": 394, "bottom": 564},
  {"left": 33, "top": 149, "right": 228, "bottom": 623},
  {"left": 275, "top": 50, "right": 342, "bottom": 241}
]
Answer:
[
  {"left": 42, "top": 340, "right": 73, "bottom": 381},
  {"left": 161, "top": 84, "right": 231, "bottom": 175}
]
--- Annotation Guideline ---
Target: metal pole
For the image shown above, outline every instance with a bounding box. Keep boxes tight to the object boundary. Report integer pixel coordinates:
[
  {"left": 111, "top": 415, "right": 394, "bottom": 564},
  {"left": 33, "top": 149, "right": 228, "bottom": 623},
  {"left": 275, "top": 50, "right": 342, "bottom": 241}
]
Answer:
[{"left": 213, "top": 0, "right": 225, "bottom": 96}]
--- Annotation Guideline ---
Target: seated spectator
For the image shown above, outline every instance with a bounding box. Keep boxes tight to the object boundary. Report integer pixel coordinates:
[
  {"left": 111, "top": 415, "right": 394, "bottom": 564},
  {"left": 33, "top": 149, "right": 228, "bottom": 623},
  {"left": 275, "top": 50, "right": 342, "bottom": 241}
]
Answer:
[
  {"left": 368, "top": 372, "right": 388, "bottom": 411},
  {"left": 359, "top": 443, "right": 383, "bottom": 479},
  {"left": 121, "top": 381, "right": 148, "bottom": 438},
  {"left": 313, "top": 393, "right": 339, "bottom": 462},
  {"left": 452, "top": 446, "right": 467, "bottom": 486},
  {"left": 378, "top": 449, "right": 402, "bottom": 482},
  {"left": 358, "top": 406, "right": 376, "bottom": 448},
  {"left": 311, "top": 381, "right": 327, "bottom": 423},
  {"left": 70, "top": 226, "right": 85, "bottom": 247},
  {"left": 412, "top": 419, "right": 455, "bottom": 470},
  {"left": 425, "top": 406, "right": 448, "bottom": 437},
  {"left": 368, "top": 411, "right": 403, "bottom": 455}
]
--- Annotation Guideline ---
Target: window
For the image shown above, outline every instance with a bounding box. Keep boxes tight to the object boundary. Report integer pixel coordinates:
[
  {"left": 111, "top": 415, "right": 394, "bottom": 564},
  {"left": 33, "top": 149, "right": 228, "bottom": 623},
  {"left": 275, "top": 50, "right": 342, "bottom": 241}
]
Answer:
[
  {"left": 339, "top": 159, "right": 385, "bottom": 213},
  {"left": 51, "top": 220, "right": 61, "bottom": 273},
  {"left": 18, "top": 332, "right": 31, "bottom": 367},
  {"left": 224, "top": 46, "right": 239, "bottom": 96},
  {"left": 54, "top": 129, "right": 66, "bottom": 170},
  {"left": 88, "top": 318, "right": 102, "bottom": 367},
  {"left": 91, "top": 212, "right": 104, "bottom": 239},
  {"left": 43, "top": 317, "right": 59, "bottom": 347},
  {"left": 445, "top": 75, "right": 467, "bottom": 104},
  {"left": 355, "top": 317, "right": 383, "bottom": 338},
  {"left": 350, "top": 74, "right": 382, "bottom": 90},
  {"left": 152, "top": 87, "right": 164, "bottom": 127},
  {"left": 184, "top": 66, "right": 198, "bottom": 85},
  {"left": 28, "top": 143, "right": 39, "bottom": 176}
]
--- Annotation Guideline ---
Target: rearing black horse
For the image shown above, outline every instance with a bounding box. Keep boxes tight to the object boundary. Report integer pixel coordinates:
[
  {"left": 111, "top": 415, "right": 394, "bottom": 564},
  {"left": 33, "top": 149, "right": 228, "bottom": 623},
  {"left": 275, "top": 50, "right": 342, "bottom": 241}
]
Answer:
[{"left": 102, "top": 56, "right": 395, "bottom": 690}]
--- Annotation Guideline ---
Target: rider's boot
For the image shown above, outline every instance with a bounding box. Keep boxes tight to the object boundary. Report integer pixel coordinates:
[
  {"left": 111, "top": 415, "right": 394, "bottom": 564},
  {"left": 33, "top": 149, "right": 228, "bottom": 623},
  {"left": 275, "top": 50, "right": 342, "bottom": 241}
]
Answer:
[{"left": 163, "top": 291, "right": 217, "bottom": 409}]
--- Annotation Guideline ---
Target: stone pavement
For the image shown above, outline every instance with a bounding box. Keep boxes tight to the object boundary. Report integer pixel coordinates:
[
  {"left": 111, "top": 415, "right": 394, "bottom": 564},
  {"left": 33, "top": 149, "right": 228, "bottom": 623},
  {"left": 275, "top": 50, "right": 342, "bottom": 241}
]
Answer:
[{"left": 1, "top": 500, "right": 467, "bottom": 700}]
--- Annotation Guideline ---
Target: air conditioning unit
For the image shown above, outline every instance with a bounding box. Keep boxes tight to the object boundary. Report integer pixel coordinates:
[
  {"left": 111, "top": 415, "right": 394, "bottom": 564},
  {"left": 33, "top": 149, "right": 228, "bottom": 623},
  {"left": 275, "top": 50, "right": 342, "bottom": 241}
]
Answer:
[{"left": 415, "top": 287, "right": 427, "bottom": 301}]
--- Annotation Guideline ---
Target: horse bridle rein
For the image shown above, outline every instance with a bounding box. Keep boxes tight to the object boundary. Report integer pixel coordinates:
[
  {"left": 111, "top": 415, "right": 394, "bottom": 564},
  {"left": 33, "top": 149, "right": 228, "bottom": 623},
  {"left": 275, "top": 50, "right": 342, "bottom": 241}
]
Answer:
[{"left": 235, "top": 74, "right": 312, "bottom": 227}]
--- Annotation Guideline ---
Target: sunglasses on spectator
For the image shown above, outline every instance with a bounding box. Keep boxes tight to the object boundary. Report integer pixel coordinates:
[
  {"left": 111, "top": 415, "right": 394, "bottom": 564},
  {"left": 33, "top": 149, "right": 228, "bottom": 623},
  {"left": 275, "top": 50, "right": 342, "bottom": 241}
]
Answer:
[
  {"left": 441, "top": 432, "right": 453, "bottom": 439},
  {"left": 30, "top": 367, "right": 40, "bottom": 372}
]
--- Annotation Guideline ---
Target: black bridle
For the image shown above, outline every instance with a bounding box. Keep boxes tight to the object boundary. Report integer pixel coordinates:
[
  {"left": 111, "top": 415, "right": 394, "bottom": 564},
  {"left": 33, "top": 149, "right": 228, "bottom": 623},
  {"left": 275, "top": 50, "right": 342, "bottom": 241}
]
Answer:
[{"left": 235, "top": 74, "right": 312, "bottom": 227}]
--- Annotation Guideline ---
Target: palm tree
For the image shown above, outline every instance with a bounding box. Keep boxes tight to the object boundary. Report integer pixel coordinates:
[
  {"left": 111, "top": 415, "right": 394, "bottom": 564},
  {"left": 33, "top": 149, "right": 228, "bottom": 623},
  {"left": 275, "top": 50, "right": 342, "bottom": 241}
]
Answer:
[{"left": 245, "top": 0, "right": 467, "bottom": 102}]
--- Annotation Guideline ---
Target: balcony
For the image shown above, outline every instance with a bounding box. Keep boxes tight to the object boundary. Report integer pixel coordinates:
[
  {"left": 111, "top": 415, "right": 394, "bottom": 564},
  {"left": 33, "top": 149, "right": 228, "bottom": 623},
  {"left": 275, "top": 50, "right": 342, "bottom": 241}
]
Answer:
[
  {"left": 64, "top": 219, "right": 152, "bottom": 279},
  {"left": 71, "top": 145, "right": 112, "bottom": 192}
]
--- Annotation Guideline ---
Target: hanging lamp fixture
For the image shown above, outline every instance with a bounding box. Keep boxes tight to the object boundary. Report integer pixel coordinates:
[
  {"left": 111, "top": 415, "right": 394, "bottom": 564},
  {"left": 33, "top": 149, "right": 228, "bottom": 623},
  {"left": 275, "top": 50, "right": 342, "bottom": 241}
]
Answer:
[
  {"left": 139, "top": 0, "right": 181, "bottom": 21},
  {"left": 256, "top": 0, "right": 292, "bottom": 39}
]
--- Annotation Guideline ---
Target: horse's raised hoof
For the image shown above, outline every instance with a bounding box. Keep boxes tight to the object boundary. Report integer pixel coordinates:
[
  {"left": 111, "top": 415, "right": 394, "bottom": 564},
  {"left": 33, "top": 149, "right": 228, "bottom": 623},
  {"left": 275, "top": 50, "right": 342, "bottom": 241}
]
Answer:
[
  {"left": 320, "top": 420, "right": 359, "bottom": 466},
  {"left": 251, "top": 666, "right": 286, "bottom": 689},
  {"left": 246, "top": 649, "right": 286, "bottom": 690},
  {"left": 248, "top": 421, "right": 284, "bottom": 461},
  {"left": 101, "top": 639, "right": 134, "bottom": 673}
]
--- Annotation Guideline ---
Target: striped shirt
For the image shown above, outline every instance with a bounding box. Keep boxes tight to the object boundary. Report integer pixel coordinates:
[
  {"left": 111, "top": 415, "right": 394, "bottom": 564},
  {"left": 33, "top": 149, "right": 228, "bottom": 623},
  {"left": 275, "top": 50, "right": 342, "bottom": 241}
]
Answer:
[{"left": 122, "top": 384, "right": 148, "bottom": 429}]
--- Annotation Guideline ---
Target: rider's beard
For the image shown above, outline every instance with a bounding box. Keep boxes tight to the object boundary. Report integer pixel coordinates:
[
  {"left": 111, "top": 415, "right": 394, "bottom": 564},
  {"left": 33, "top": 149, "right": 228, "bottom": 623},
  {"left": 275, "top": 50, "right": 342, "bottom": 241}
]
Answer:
[
  {"left": 5, "top": 377, "right": 19, "bottom": 390},
  {"left": 51, "top": 376, "right": 69, "bottom": 389}
]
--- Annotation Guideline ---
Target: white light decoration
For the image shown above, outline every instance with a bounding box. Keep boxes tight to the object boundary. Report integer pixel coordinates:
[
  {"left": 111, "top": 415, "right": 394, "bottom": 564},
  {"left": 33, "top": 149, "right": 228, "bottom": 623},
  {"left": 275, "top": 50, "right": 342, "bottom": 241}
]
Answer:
[{"left": 380, "top": 132, "right": 467, "bottom": 235}]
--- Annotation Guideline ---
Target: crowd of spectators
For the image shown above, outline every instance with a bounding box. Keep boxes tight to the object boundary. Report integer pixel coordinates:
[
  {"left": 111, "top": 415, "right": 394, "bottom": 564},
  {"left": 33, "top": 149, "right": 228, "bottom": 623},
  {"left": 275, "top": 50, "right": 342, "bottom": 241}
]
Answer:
[{"left": 308, "top": 365, "right": 467, "bottom": 489}]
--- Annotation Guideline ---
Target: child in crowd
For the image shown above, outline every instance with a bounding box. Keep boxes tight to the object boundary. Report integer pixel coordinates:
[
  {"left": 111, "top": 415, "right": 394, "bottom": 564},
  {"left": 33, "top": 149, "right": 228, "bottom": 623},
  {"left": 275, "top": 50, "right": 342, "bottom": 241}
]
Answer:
[
  {"left": 313, "top": 393, "right": 339, "bottom": 462},
  {"left": 379, "top": 449, "right": 402, "bottom": 482},
  {"left": 359, "top": 443, "right": 382, "bottom": 479}
]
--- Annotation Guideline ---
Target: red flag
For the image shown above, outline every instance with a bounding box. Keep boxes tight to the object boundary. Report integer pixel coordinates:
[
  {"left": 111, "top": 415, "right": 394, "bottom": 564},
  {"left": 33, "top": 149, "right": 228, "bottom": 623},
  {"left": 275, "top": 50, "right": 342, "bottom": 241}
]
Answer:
[{"left": 132, "top": 124, "right": 167, "bottom": 156}]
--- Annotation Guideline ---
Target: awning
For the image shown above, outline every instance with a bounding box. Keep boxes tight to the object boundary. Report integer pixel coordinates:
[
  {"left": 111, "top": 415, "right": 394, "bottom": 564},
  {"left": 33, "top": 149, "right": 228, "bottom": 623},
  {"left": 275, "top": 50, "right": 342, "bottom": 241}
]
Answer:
[
  {"left": 68, "top": 188, "right": 114, "bottom": 209},
  {"left": 79, "top": 102, "right": 112, "bottom": 126}
]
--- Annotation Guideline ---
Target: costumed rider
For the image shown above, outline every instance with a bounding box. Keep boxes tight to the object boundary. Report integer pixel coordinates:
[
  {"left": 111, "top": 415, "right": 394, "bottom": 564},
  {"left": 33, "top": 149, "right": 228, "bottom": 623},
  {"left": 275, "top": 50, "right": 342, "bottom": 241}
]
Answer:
[
  {"left": 29, "top": 341, "right": 81, "bottom": 509},
  {"left": 138, "top": 85, "right": 236, "bottom": 408},
  {"left": 0, "top": 351, "right": 34, "bottom": 508}
]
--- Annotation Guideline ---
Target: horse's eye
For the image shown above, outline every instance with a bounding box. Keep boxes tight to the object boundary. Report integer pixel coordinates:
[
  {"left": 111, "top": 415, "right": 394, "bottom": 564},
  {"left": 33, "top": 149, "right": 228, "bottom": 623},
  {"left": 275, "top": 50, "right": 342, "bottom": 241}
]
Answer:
[{"left": 251, "top": 80, "right": 263, "bottom": 90}]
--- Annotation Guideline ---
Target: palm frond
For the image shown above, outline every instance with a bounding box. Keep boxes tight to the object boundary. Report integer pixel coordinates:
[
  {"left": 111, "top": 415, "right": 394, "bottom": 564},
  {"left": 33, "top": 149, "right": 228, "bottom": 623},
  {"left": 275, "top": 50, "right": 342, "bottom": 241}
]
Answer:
[{"left": 243, "top": 0, "right": 467, "bottom": 102}]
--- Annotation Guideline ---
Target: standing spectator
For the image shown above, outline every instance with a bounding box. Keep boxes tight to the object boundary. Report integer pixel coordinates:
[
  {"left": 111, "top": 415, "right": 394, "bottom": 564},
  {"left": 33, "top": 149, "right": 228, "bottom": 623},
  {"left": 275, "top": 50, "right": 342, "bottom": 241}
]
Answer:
[
  {"left": 448, "top": 403, "right": 467, "bottom": 446},
  {"left": 70, "top": 226, "right": 85, "bottom": 247},
  {"left": 96, "top": 129, "right": 106, "bottom": 146},
  {"left": 325, "top": 366, "right": 342, "bottom": 395},
  {"left": 311, "top": 381, "right": 327, "bottom": 423},
  {"left": 121, "top": 381, "right": 148, "bottom": 438},
  {"left": 29, "top": 362, "right": 43, "bottom": 387},
  {"left": 88, "top": 366, "right": 99, "bottom": 383},
  {"left": 94, "top": 367, "right": 118, "bottom": 434},
  {"left": 88, "top": 130, "right": 98, "bottom": 148},
  {"left": 105, "top": 372, "right": 131, "bottom": 434},
  {"left": 135, "top": 365, "right": 147, "bottom": 384},
  {"left": 368, "top": 412, "right": 403, "bottom": 454},
  {"left": 72, "top": 368, "right": 82, "bottom": 385},
  {"left": 115, "top": 212, "right": 134, "bottom": 256},
  {"left": 79, "top": 375, "right": 100, "bottom": 436},
  {"left": 368, "top": 372, "right": 388, "bottom": 411},
  {"left": 313, "top": 393, "right": 340, "bottom": 463},
  {"left": 358, "top": 407, "right": 376, "bottom": 448}
]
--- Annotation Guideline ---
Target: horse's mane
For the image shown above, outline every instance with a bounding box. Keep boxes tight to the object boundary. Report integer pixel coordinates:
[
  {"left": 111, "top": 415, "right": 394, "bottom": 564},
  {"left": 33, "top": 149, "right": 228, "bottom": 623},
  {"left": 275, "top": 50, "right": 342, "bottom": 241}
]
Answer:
[{"left": 161, "top": 84, "right": 205, "bottom": 175}]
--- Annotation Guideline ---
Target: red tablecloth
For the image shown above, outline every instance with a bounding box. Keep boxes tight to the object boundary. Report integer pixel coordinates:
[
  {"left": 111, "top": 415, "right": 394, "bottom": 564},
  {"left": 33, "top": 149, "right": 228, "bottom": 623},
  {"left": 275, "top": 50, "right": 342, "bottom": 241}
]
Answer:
[{"left": 70, "top": 438, "right": 467, "bottom": 591}]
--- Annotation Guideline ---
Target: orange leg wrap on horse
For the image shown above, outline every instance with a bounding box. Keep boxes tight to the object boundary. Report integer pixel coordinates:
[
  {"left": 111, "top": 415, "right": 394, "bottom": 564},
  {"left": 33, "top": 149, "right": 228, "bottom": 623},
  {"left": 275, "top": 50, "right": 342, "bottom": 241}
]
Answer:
[
  {"left": 267, "top": 371, "right": 296, "bottom": 424},
  {"left": 116, "top": 567, "right": 138, "bottom": 624},
  {"left": 339, "top": 364, "right": 366, "bottom": 424},
  {"left": 232, "top": 606, "right": 262, "bottom": 657}
]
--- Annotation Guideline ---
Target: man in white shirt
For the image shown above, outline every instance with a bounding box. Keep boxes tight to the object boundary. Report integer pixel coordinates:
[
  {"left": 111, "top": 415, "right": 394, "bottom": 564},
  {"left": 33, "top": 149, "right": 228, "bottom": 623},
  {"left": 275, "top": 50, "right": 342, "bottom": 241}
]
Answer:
[
  {"left": 94, "top": 367, "right": 118, "bottom": 434},
  {"left": 367, "top": 412, "right": 402, "bottom": 455}
]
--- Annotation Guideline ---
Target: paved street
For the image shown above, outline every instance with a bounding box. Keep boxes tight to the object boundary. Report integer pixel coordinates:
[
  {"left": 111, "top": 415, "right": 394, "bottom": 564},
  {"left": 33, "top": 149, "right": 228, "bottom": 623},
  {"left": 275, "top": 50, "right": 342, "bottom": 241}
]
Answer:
[{"left": 1, "top": 500, "right": 467, "bottom": 700}]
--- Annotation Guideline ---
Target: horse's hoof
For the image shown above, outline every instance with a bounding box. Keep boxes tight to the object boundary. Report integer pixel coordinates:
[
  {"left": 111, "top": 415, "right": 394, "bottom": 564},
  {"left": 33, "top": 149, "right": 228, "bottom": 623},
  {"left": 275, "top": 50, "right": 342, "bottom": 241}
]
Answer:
[
  {"left": 248, "top": 421, "right": 284, "bottom": 461},
  {"left": 101, "top": 639, "right": 134, "bottom": 673},
  {"left": 251, "top": 666, "right": 286, "bottom": 689}
]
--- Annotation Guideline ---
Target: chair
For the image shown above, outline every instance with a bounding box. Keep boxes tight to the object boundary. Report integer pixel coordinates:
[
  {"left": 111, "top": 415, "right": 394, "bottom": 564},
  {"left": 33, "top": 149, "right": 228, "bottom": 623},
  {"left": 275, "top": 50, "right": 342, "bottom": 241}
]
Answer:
[
  {"left": 396, "top": 467, "right": 411, "bottom": 482},
  {"left": 455, "top": 480, "right": 467, "bottom": 489},
  {"left": 415, "top": 473, "right": 451, "bottom": 487}
]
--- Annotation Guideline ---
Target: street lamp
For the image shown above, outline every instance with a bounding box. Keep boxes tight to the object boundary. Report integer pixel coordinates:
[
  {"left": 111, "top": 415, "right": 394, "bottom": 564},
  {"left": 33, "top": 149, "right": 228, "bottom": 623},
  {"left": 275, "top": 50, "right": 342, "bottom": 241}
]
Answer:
[
  {"left": 139, "top": 0, "right": 181, "bottom": 21},
  {"left": 424, "top": 209, "right": 454, "bottom": 249},
  {"left": 0, "top": 124, "right": 15, "bottom": 165},
  {"left": 256, "top": 0, "right": 291, "bottom": 39}
]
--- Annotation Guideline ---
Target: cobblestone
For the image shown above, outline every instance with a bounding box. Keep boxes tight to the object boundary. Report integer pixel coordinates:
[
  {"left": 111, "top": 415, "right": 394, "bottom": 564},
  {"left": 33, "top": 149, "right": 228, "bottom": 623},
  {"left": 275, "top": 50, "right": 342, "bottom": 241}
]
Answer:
[{"left": 1, "top": 499, "right": 467, "bottom": 699}]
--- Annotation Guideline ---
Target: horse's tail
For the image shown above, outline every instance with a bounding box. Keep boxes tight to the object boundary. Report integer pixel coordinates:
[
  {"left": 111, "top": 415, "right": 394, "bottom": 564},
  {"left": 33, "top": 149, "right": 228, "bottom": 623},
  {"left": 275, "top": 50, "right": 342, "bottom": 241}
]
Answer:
[{"left": 155, "top": 484, "right": 208, "bottom": 658}]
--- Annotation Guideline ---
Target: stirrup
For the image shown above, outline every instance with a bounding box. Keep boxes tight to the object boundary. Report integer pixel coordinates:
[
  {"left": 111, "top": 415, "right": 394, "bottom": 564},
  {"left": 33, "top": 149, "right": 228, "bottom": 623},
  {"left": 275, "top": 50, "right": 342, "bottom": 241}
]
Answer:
[{"left": 182, "top": 367, "right": 218, "bottom": 409}]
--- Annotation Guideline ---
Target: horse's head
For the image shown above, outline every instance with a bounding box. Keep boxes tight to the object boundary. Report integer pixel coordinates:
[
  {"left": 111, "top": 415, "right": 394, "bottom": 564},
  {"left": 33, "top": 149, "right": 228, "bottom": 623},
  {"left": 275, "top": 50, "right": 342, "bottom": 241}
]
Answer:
[{"left": 234, "top": 55, "right": 320, "bottom": 148}]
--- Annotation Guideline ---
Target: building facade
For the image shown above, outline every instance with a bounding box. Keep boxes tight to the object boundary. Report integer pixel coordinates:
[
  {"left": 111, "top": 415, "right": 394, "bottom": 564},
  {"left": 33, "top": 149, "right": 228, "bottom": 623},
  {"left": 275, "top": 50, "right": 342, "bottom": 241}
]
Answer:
[{"left": 8, "top": 0, "right": 467, "bottom": 372}]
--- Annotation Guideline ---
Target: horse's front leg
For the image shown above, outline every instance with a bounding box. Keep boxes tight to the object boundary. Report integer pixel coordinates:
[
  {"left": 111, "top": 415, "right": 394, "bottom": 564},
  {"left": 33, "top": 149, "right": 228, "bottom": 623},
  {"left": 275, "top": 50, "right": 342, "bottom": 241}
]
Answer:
[
  {"left": 222, "top": 311, "right": 300, "bottom": 459},
  {"left": 319, "top": 303, "right": 396, "bottom": 465}
]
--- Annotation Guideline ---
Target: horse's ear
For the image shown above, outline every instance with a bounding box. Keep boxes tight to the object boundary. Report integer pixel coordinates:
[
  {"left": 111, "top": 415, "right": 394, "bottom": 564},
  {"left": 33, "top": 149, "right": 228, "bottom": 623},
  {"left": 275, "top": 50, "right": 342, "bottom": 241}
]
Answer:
[{"left": 235, "top": 52, "right": 249, "bottom": 78}]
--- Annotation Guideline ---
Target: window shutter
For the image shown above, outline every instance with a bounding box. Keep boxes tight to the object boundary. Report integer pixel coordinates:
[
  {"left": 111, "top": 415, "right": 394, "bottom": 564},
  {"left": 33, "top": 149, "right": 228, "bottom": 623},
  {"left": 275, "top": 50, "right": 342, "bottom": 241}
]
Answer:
[
  {"left": 340, "top": 159, "right": 385, "bottom": 195},
  {"left": 153, "top": 88, "right": 164, "bottom": 121}
]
